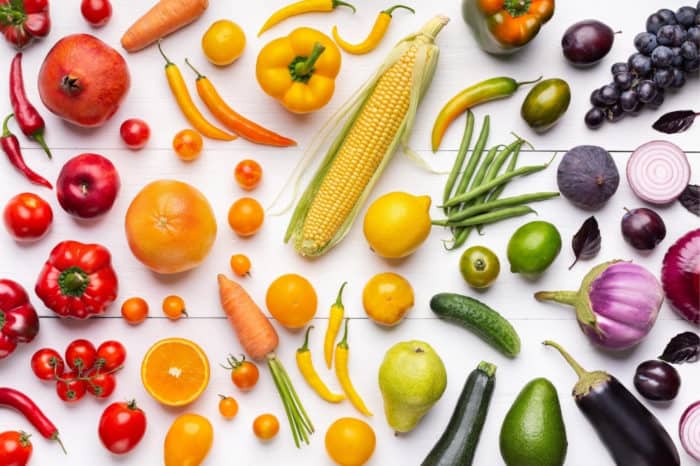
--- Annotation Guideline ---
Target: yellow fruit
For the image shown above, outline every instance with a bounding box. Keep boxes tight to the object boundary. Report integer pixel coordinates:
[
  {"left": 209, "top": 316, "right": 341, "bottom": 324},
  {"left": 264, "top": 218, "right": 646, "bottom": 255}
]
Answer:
[
  {"left": 363, "top": 192, "right": 432, "bottom": 259},
  {"left": 362, "top": 272, "right": 414, "bottom": 326},
  {"left": 164, "top": 413, "right": 213, "bottom": 466},
  {"left": 141, "top": 338, "right": 210, "bottom": 407},
  {"left": 265, "top": 274, "right": 318, "bottom": 329},
  {"left": 202, "top": 20, "right": 246, "bottom": 66},
  {"left": 325, "top": 417, "right": 376, "bottom": 466}
]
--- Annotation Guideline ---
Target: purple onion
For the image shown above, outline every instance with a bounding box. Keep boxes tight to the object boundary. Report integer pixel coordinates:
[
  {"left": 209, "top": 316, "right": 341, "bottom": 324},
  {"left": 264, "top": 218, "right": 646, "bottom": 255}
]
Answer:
[{"left": 535, "top": 260, "right": 664, "bottom": 350}]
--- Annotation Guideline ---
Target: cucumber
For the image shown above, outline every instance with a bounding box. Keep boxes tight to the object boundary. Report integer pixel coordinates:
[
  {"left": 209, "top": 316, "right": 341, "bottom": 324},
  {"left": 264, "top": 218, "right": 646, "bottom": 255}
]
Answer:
[
  {"left": 422, "top": 361, "right": 497, "bottom": 466},
  {"left": 430, "top": 293, "right": 521, "bottom": 357}
]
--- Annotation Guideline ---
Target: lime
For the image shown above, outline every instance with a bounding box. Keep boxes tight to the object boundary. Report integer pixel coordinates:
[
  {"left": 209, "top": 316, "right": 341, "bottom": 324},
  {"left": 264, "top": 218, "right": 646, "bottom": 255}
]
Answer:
[{"left": 507, "top": 221, "right": 562, "bottom": 274}]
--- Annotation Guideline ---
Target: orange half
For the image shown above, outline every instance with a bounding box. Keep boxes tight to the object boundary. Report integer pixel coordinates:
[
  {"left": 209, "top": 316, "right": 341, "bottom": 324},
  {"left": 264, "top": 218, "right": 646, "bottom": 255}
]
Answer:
[{"left": 141, "top": 338, "right": 210, "bottom": 407}]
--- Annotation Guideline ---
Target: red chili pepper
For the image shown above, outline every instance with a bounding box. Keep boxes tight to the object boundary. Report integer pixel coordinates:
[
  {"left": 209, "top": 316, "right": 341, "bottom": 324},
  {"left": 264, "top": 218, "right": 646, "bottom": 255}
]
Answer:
[
  {"left": 0, "top": 279, "right": 40, "bottom": 359},
  {"left": 1, "top": 115, "right": 52, "bottom": 189},
  {"left": 10, "top": 53, "right": 51, "bottom": 158},
  {"left": 0, "top": 387, "right": 65, "bottom": 453},
  {"left": 0, "top": 0, "right": 51, "bottom": 49}
]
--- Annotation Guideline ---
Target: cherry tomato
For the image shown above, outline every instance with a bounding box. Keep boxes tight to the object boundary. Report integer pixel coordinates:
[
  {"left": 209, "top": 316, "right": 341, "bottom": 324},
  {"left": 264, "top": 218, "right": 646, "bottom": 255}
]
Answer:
[
  {"left": 222, "top": 354, "right": 259, "bottom": 391},
  {"left": 98, "top": 400, "right": 147, "bottom": 455},
  {"left": 227, "top": 197, "right": 264, "bottom": 237},
  {"left": 119, "top": 119, "right": 150, "bottom": 150},
  {"left": 162, "top": 295, "right": 187, "bottom": 320},
  {"left": 230, "top": 254, "right": 251, "bottom": 277},
  {"left": 65, "top": 339, "right": 97, "bottom": 373},
  {"left": 121, "top": 297, "right": 149, "bottom": 325},
  {"left": 253, "top": 414, "right": 279, "bottom": 440},
  {"left": 96, "top": 341, "right": 126, "bottom": 371},
  {"left": 0, "top": 430, "right": 32, "bottom": 466},
  {"left": 87, "top": 372, "right": 117, "bottom": 399},
  {"left": 31, "top": 348, "right": 65, "bottom": 381},
  {"left": 234, "top": 160, "right": 263, "bottom": 191},
  {"left": 173, "top": 129, "right": 203, "bottom": 161},
  {"left": 80, "top": 0, "right": 112, "bottom": 27},
  {"left": 218, "top": 395, "right": 239, "bottom": 420},
  {"left": 459, "top": 246, "right": 500, "bottom": 289},
  {"left": 3, "top": 193, "right": 53, "bottom": 242},
  {"left": 56, "top": 371, "right": 87, "bottom": 403}
]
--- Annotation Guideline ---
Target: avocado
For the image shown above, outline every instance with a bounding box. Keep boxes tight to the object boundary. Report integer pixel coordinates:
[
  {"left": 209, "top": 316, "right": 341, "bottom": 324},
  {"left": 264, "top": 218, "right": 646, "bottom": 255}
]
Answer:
[{"left": 499, "top": 378, "right": 567, "bottom": 466}]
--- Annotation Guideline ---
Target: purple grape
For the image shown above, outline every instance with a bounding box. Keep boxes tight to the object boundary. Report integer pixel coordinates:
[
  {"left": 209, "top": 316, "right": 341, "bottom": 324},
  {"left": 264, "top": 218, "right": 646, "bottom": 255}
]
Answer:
[
  {"left": 622, "top": 208, "right": 666, "bottom": 250},
  {"left": 657, "top": 25, "right": 676, "bottom": 46},
  {"left": 652, "top": 46, "right": 674, "bottom": 67},
  {"left": 683, "top": 57, "right": 700, "bottom": 72},
  {"left": 590, "top": 89, "right": 607, "bottom": 107},
  {"left": 600, "top": 84, "right": 619, "bottom": 104},
  {"left": 653, "top": 68, "right": 674, "bottom": 88},
  {"left": 606, "top": 104, "right": 625, "bottom": 122},
  {"left": 671, "top": 47, "right": 684, "bottom": 67},
  {"left": 634, "top": 32, "right": 658, "bottom": 55},
  {"left": 628, "top": 53, "right": 653, "bottom": 76},
  {"left": 647, "top": 14, "right": 664, "bottom": 33},
  {"left": 672, "top": 25, "right": 688, "bottom": 46},
  {"left": 647, "top": 89, "right": 665, "bottom": 109},
  {"left": 681, "top": 40, "right": 698, "bottom": 60},
  {"left": 636, "top": 80, "right": 657, "bottom": 103},
  {"left": 657, "top": 9, "right": 678, "bottom": 26},
  {"left": 688, "top": 27, "right": 700, "bottom": 46},
  {"left": 614, "top": 71, "right": 633, "bottom": 90},
  {"left": 671, "top": 68, "right": 687, "bottom": 87},
  {"left": 585, "top": 107, "right": 605, "bottom": 129},
  {"left": 611, "top": 62, "right": 629, "bottom": 75},
  {"left": 676, "top": 6, "right": 697, "bottom": 27},
  {"left": 634, "top": 360, "right": 680, "bottom": 402},
  {"left": 620, "top": 89, "right": 639, "bottom": 112}
]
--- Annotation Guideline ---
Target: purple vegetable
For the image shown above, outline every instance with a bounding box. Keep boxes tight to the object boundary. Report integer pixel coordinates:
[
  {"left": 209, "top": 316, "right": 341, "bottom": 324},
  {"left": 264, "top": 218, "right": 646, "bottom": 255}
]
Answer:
[
  {"left": 633, "top": 360, "right": 680, "bottom": 401},
  {"left": 535, "top": 260, "right": 663, "bottom": 350},
  {"left": 621, "top": 207, "right": 666, "bottom": 250},
  {"left": 627, "top": 141, "right": 690, "bottom": 205},
  {"left": 661, "top": 229, "right": 700, "bottom": 323},
  {"left": 680, "top": 401, "right": 700, "bottom": 461}
]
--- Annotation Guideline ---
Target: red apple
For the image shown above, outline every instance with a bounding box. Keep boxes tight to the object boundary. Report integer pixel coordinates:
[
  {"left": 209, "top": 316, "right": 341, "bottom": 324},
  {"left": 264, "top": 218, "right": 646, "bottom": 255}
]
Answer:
[{"left": 57, "top": 154, "right": 120, "bottom": 219}]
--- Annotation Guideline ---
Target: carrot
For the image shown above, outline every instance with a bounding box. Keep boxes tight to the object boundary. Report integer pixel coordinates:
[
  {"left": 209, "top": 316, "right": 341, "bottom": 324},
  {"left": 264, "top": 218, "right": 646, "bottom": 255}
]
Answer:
[
  {"left": 121, "top": 0, "right": 209, "bottom": 53},
  {"left": 217, "top": 274, "right": 278, "bottom": 361}
]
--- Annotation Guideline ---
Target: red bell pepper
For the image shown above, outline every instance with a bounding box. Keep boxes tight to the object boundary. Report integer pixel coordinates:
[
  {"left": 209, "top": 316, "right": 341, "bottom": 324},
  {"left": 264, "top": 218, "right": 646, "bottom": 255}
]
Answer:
[
  {"left": 0, "top": 0, "right": 51, "bottom": 49},
  {"left": 35, "top": 241, "right": 118, "bottom": 319},
  {"left": 0, "top": 279, "right": 40, "bottom": 359}
]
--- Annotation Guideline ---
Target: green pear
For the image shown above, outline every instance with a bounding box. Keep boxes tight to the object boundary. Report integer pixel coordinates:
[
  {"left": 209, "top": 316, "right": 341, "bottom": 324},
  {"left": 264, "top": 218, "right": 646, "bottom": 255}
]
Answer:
[{"left": 378, "top": 340, "right": 447, "bottom": 433}]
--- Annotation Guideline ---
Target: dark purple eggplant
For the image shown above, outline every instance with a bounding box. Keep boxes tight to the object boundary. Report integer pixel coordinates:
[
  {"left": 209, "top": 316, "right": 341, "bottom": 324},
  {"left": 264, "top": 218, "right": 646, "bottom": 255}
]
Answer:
[{"left": 544, "top": 341, "right": 680, "bottom": 466}]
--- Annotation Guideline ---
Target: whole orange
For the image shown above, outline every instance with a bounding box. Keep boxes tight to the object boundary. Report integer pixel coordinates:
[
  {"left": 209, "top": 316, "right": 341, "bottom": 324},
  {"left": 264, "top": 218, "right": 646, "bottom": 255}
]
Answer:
[
  {"left": 265, "top": 274, "right": 317, "bottom": 329},
  {"left": 227, "top": 197, "right": 264, "bottom": 237},
  {"left": 125, "top": 180, "right": 217, "bottom": 274}
]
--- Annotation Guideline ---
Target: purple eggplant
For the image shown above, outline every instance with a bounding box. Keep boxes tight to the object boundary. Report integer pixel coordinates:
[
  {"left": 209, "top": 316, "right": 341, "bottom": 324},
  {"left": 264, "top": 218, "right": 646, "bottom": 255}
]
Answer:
[{"left": 544, "top": 341, "right": 680, "bottom": 466}]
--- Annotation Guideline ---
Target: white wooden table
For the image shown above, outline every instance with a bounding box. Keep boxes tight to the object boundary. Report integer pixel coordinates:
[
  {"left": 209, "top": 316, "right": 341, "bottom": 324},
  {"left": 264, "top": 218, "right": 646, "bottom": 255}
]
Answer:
[{"left": 0, "top": 1, "right": 699, "bottom": 465}]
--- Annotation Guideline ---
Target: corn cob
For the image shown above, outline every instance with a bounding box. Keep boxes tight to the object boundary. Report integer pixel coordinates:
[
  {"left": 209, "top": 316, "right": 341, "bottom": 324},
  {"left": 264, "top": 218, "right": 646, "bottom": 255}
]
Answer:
[{"left": 279, "top": 15, "right": 449, "bottom": 257}]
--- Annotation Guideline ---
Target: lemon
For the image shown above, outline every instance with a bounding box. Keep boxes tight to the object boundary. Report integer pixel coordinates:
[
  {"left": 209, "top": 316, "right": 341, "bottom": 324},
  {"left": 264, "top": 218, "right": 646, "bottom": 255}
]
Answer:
[
  {"left": 363, "top": 192, "right": 432, "bottom": 259},
  {"left": 202, "top": 20, "right": 246, "bottom": 66}
]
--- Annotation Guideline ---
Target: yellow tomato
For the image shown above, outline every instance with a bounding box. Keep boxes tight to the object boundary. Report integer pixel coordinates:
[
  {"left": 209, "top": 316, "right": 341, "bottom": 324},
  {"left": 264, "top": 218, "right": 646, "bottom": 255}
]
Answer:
[
  {"left": 164, "top": 413, "right": 213, "bottom": 466},
  {"left": 173, "top": 129, "right": 203, "bottom": 161},
  {"left": 325, "top": 417, "right": 376, "bottom": 466},
  {"left": 362, "top": 272, "right": 414, "bottom": 326},
  {"left": 202, "top": 20, "right": 246, "bottom": 66},
  {"left": 218, "top": 395, "right": 239, "bottom": 420},
  {"left": 227, "top": 198, "right": 264, "bottom": 237},
  {"left": 253, "top": 413, "right": 280, "bottom": 441},
  {"left": 265, "top": 274, "right": 317, "bottom": 329}
]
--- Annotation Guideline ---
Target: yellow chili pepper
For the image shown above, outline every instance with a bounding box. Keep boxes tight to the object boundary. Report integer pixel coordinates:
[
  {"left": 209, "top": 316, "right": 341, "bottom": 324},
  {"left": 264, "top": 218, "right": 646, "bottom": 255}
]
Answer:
[
  {"left": 157, "top": 42, "right": 236, "bottom": 141},
  {"left": 324, "top": 282, "right": 347, "bottom": 369},
  {"left": 332, "top": 4, "right": 415, "bottom": 55},
  {"left": 296, "top": 326, "right": 345, "bottom": 403},
  {"left": 259, "top": 0, "right": 356, "bottom": 36},
  {"left": 335, "top": 319, "right": 372, "bottom": 416},
  {"left": 256, "top": 28, "right": 342, "bottom": 114}
]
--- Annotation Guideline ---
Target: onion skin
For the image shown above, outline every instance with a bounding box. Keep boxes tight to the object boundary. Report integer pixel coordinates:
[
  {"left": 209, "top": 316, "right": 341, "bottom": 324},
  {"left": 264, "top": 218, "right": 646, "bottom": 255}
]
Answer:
[
  {"left": 662, "top": 229, "right": 700, "bottom": 323},
  {"left": 680, "top": 401, "right": 700, "bottom": 461},
  {"left": 535, "top": 261, "right": 663, "bottom": 350}
]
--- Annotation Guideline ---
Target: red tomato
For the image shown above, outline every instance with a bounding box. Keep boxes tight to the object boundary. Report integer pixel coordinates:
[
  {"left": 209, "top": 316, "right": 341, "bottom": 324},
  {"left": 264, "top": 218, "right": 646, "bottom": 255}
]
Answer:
[
  {"left": 96, "top": 341, "right": 126, "bottom": 371},
  {"left": 98, "top": 401, "right": 147, "bottom": 454},
  {"left": 65, "top": 339, "right": 97, "bottom": 373},
  {"left": 80, "top": 0, "right": 113, "bottom": 27},
  {"left": 234, "top": 159, "right": 263, "bottom": 191},
  {"left": 56, "top": 371, "right": 87, "bottom": 403},
  {"left": 30, "top": 348, "right": 65, "bottom": 381},
  {"left": 2, "top": 193, "right": 53, "bottom": 242},
  {"left": 0, "top": 431, "right": 32, "bottom": 466},
  {"left": 87, "top": 372, "right": 116, "bottom": 399},
  {"left": 119, "top": 119, "right": 150, "bottom": 150}
]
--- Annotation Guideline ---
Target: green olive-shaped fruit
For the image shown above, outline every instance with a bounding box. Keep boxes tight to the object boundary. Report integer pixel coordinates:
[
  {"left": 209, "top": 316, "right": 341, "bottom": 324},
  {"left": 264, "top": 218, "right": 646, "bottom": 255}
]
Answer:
[{"left": 521, "top": 79, "right": 571, "bottom": 133}]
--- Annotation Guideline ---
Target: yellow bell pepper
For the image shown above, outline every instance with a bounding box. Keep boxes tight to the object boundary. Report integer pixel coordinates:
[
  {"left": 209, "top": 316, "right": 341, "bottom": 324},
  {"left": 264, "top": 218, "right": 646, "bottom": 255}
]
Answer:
[{"left": 256, "top": 27, "right": 341, "bottom": 114}]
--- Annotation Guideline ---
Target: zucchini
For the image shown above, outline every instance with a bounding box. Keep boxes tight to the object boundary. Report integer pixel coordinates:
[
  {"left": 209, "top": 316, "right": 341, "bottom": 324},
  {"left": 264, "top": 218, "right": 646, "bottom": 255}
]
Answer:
[
  {"left": 422, "top": 361, "right": 497, "bottom": 466},
  {"left": 430, "top": 293, "right": 521, "bottom": 357}
]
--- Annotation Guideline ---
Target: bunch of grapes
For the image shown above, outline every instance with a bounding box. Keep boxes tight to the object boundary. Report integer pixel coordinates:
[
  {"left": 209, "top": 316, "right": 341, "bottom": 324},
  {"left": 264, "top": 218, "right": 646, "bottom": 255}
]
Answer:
[{"left": 585, "top": 5, "right": 700, "bottom": 128}]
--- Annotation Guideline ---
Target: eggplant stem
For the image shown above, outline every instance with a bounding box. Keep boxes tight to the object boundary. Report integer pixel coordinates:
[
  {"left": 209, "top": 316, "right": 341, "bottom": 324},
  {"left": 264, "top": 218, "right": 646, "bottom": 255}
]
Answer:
[
  {"left": 543, "top": 340, "right": 588, "bottom": 378},
  {"left": 534, "top": 290, "right": 577, "bottom": 306}
]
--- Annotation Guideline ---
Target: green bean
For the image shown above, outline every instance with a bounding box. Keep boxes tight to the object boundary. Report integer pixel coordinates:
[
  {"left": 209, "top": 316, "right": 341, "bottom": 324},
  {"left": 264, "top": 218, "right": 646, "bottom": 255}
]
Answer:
[
  {"left": 443, "top": 111, "right": 475, "bottom": 212},
  {"left": 435, "top": 206, "right": 536, "bottom": 227},
  {"left": 443, "top": 160, "right": 554, "bottom": 207},
  {"left": 468, "top": 144, "right": 502, "bottom": 193},
  {"left": 470, "top": 139, "right": 523, "bottom": 214},
  {"left": 486, "top": 142, "right": 522, "bottom": 203},
  {"left": 439, "top": 192, "right": 560, "bottom": 223},
  {"left": 452, "top": 115, "right": 490, "bottom": 200}
]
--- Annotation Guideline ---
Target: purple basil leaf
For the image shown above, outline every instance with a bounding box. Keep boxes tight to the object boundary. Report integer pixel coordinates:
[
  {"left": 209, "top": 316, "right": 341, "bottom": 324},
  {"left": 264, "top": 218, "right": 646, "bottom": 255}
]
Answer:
[
  {"left": 679, "top": 184, "right": 700, "bottom": 217},
  {"left": 569, "top": 216, "right": 601, "bottom": 270},
  {"left": 652, "top": 110, "right": 699, "bottom": 134},
  {"left": 659, "top": 331, "right": 700, "bottom": 364}
]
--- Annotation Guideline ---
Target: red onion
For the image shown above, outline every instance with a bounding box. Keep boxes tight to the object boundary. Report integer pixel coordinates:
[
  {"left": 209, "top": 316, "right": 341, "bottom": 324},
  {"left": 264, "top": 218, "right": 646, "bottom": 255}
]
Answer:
[
  {"left": 626, "top": 141, "right": 690, "bottom": 204},
  {"left": 662, "top": 229, "right": 700, "bottom": 323},
  {"left": 535, "top": 260, "right": 663, "bottom": 350},
  {"left": 680, "top": 401, "right": 700, "bottom": 461}
]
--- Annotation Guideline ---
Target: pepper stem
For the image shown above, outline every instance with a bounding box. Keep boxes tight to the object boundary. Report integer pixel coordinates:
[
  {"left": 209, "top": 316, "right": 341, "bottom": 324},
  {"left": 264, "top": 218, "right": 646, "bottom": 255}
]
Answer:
[
  {"left": 516, "top": 75, "right": 542, "bottom": 88},
  {"left": 383, "top": 4, "right": 415, "bottom": 15},
  {"left": 293, "top": 43, "right": 326, "bottom": 80},
  {"left": 0, "top": 310, "right": 5, "bottom": 328},
  {"left": 52, "top": 433, "right": 67, "bottom": 455},
  {"left": 543, "top": 340, "right": 588, "bottom": 378},
  {"left": 32, "top": 131, "right": 52, "bottom": 159},
  {"left": 157, "top": 40, "right": 173, "bottom": 67},
  {"left": 299, "top": 326, "right": 313, "bottom": 352},
  {"left": 2, "top": 114, "right": 14, "bottom": 137},
  {"left": 184, "top": 58, "right": 205, "bottom": 80},
  {"left": 334, "top": 282, "right": 347, "bottom": 307},
  {"left": 534, "top": 290, "right": 578, "bottom": 306},
  {"left": 58, "top": 267, "right": 89, "bottom": 298},
  {"left": 332, "top": 0, "right": 356, "bottom": 12},
  {"left": 338, "top": 318, "right": 349, "bottom": 349},
  {"left": 504, "top": 0, "right": 532, "bottom": 17}
]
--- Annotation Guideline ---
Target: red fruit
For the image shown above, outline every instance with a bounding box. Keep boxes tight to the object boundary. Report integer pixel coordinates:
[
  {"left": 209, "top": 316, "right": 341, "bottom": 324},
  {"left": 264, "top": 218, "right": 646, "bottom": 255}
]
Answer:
[
  {"left": 87, "top": 372, "right": 116, "bottom": 398},
  {"left": 96, "top": 341, "right": 126, "bottom": 371},
  {"left": 0, "top": 431, "right": 32, "bottom": 466},
  {"left": 56, "top": 153, "right": 120, "bottom": 219},
  {"left": 120, "top": 119, "right": 150, "bottom": 150},
  {"left": 31, "top": 348, "right": 64, "bottom": 381},
  {"left": 98, "top": 401, "right": 147, "bottom": 454},
  {"left": 3, "top": 193, "right": 53, "bottom": 242},
  {"left": 65, "top": 339, "right": 97, "bottom": 373},
  {"left": 56, "top": 371, "right": 87, "bottom": 402},
  {"left": 81, "top": 0, "right": 112, "bottom": 27},
  {"left": 38, "top": 34, "right": 130, "bottom": 127}
]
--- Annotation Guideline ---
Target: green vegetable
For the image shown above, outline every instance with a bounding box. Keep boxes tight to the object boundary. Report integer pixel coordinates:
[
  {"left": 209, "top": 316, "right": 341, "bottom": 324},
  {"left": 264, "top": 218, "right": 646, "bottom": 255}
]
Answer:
[
  {"left": 521, "top": 79, "right": 571, "bottom": 132},
  {"left": 430, "top": 293, "right": 521, "bottom": 357},
  {"left": 422, "top": 361, "right": 497, "bottom": 466},
  {"left": 459, "top": 246, "right": 500, "bottom": 289},
  {"left": 507, "top": 220, "right": 562, "bottom": 274},
  {"left": 499, "top": 378, "right": 568, "bottom": 466},
  {"left": 442, "top": 192, "right": 560, "bottom": 224},
  {"left": 453, "top": 115, "right": 490, "bottom": 203},
  {"left": 444, "top": 111, "right": 475, "bottom": 213},
  {"left": 436, "top": 206, "right": 536, "bottom": 228}
]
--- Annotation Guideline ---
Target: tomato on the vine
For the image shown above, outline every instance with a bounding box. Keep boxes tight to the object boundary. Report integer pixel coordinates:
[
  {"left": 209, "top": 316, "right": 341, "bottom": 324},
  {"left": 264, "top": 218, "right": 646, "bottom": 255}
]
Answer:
[
  {"left": 56, "top": 371, "right": 87, "bottom": 403},
  {"left": 98, "top": 401, "right": 147, "bottom": 455},
  {"left": 65, "top": 339, "right": 97, "bottom": 373},
  {"left": 234, "top": 159, "right": 263, "bottom": 191},
  {"left": 31, "top": 348, "right": 65, "bottom": 381},
  {"left": 3, "top": 193, "right": 53, "bottom": 242},
  {"left": 87, "top": 372, "right": 116, "bottom": 399},
  {"left": 0, "top": 430, "right": 32, "bottom": 466},
  {"left": 119, "top": 119, "right": 150, "bottom": 150},
  {"left": 96, "top": 341, "right": 126, "bottom": 372},
  {"left": 80, "top": 0, "right": 113, "bottom": 27},
  {"left": 222, "top": 354, "right": 259, "bottom": 391}
]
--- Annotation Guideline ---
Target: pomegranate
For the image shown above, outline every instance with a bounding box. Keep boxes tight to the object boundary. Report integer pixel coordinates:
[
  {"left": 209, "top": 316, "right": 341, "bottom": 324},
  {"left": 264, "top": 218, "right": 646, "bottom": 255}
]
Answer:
[{"left": 38, "top": 34, "right": 130, "bottom": 127}]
